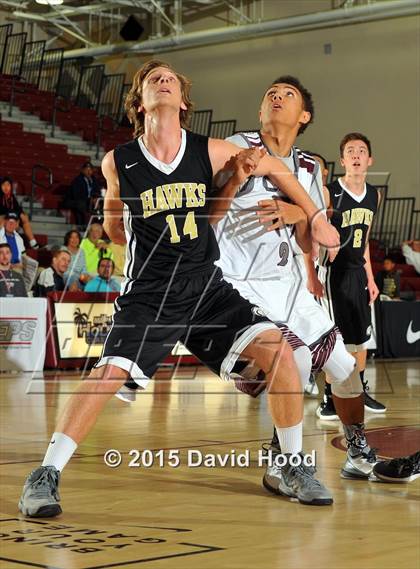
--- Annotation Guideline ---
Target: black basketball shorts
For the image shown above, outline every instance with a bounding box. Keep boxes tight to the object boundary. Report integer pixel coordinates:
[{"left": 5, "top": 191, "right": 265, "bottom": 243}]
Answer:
[
  {"left": 322, "top": 266, "right": 371, "bottom": 351},
  {"left": 94, "top": 267, "right": 278, "bottom": 388}
]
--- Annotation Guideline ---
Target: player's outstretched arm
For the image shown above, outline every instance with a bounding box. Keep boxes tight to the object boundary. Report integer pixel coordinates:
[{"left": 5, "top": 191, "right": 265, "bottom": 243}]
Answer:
[
  {"left": 256, "top": 199, "right": 311, "bottom": 253},
  {"left": 256, "top": 154, "right": 339, "bottom": 259},
  {"left": 208, "top": 139, "right": 339, "bottom": 260},
  {"left": 101, "top": 151, "right": 126, "bottom": 246}
]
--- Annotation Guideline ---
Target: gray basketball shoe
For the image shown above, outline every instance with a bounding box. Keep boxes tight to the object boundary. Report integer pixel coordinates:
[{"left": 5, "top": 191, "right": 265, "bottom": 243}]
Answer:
[
  {"left": 341, "top": 446, "right": 378, "bottom": 479},
  {"left": 341, "top": 423, "right": 378, "bottom": 479},
  {"left": 262, "top": 444, "right": 283, "bottom": 492},
  {"left": 263, "top": 449, "right": 333, "bottom": 506},
  {"left": 19, "top": 466, "right": 62, "bottom": 517},
  {"left": 115, "top": 384, "right": 137, "bottom": 402}
]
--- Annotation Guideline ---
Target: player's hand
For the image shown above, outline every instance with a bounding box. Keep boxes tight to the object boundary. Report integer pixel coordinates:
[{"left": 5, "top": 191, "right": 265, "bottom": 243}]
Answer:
[
  {"left": 257, "top": 199, "right": 305, "bottom": 230},
  {"left": 367, "top": 277, "right": 379, "bottom": 305},
  {"left": 224, "top": 148, "right": 266, "bottom": 186},
  {"left": 307, "top": 273, "right": 324, "bottom": 298},
  {"left": 311, "top": 214, "right": 340, "bottom": 262}
]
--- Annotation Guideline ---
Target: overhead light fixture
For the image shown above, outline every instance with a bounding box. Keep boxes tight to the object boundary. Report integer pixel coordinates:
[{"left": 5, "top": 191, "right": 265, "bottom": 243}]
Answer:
[{"left": 36, "top": 0, "right": 64, "bottom": 5}]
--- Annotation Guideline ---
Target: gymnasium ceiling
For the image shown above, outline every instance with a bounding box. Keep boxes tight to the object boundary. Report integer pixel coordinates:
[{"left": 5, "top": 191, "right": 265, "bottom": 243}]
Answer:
[{"left": 0, "top": 1, "right": 417, "bottom": 59}]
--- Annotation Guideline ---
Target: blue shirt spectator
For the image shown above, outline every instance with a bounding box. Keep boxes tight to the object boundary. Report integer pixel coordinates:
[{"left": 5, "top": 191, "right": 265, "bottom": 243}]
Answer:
[{"left": 84, "top": 258, "right": 120, "bottom": 293}]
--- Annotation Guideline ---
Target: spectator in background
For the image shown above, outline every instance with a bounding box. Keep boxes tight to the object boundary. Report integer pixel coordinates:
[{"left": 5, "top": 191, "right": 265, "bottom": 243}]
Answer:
[
  {"left": 402, "top": 240, "right": 420, "bottom": 274},
  {"left": 84, "top": 258, "right": 120, "bottom": 293},
  {"left": 80, "top": 222, "right": 113, "bottom": 275},
  {"left": 61, "top": 230, "right": 90, "bottom": 289},
  {"left": 34, "top": 249, "right": 71, "bottom": 297},
  {"left": 0, "top": 212, "right": 25, "bottom": 270},
  {"left": 63, "top": 162, "right": 100, "bottom": 227},
  {"left": 0, "top": 243, "right": 27, "bottom": 297},
  {"left": 0, "top": 177, "right": 39, "bottom": 248},
  {"left": 375, "top": 256, "right": 400, "bottom": 299}
]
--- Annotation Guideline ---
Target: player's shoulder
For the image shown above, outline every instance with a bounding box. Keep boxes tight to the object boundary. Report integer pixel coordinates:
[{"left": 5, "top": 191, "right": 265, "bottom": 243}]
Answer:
[
  {"left": 366, "top": 181, "right": 380, "bottom": 204},
  {"left": 366, "top": 181, "right": 378, "bottom": 194},
  {"left": 326, "top": 179, "right": 340, "bottom": 192},
  {"left": 227, "top": 131, "right": 262, "bottom": 149},
  {"left": 294, "top": 147, "right": 317, "bottom": 175},
  {"left": 185, "top": 130, "right": 210, "bottom": 152},
  {"left": 113, "top": 138, "right": 139, "bottom": 160}
]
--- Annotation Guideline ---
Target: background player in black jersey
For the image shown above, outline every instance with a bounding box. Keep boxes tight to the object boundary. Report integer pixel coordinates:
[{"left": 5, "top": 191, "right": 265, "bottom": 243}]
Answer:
[
  {"left": 318, "top": 132, "right": 386, "bottom": 418},
  {"left": 18, "top": 61, "right": 340, "bottom": 517}
]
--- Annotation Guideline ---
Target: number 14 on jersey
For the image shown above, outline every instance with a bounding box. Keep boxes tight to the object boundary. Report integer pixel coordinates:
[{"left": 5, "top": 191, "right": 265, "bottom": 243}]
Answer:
[{"left": 166, "top": 212, "right": 198, "bottom": 244}]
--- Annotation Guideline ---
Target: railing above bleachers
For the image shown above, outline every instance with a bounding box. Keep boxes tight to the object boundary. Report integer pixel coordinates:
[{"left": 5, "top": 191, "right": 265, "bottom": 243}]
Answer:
[
  {"left": 209, "top": 119, "right": 237, "bottom": 139},
  {"left": 190, "top": 109, "right": 213, "bottom": 136}
]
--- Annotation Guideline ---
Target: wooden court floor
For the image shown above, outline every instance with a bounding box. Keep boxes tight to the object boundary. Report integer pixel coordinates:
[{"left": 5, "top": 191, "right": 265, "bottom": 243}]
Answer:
[{"left": 0, "top": 360, "right": 419, "bottom": 569}]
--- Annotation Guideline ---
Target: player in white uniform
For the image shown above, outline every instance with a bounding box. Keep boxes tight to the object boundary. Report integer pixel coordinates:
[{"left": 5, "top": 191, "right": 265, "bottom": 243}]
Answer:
[{"left": 211, "top": 76, "right": 378, "bottom": 485}]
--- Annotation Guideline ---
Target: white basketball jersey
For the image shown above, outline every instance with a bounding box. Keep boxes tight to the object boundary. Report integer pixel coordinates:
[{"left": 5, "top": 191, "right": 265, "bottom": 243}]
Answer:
[{"left": 214, "top": 131, "right": 323, "bottom": 281}]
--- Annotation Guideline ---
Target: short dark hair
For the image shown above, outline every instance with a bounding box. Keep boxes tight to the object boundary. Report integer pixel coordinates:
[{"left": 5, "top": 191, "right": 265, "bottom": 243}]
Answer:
[
  {"left": 384, "top": 255, "right": 396, "bottom": 264},
  {"left": 340, "top": 132, "right": 372, "bottom": 157},
  {"left": 97, "top": 257, "right": 115, "bottom": 270},
  {"left": 0, "top": 243, "right": 12, "bottom": 252},
  {"left": 64, "top": 230, "right": 81, "bottom": 247},
  {"left": 0, "top": 176, "right": 13, "bottom": 187},
  {"left": 266, "top": 75, "right": 314, "bottom": 135},
  {"left": 82, "top": 162, "right": 93, "bottom": 169}
]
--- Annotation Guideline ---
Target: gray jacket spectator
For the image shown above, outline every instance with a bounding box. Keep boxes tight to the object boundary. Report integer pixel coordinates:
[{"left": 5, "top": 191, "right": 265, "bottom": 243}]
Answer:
[{"left": 0, "top": 243, "right": 27, "bottom": 297}]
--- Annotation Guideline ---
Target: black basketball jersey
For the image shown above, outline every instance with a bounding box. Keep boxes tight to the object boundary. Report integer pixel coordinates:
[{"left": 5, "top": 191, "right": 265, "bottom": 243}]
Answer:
[
  {"left": 114, "top": 130, "right": 219, "bottom": 285},
  {"left": 324, "top": 179, "right": 378, "bottom": 270}
]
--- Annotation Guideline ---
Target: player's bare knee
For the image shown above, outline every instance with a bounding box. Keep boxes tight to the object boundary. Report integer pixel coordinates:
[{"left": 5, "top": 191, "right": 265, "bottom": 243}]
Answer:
[
  {"left": 251, "top": 330, "right": 294, "bottom": 375},
  {"left": 88, "top": 365, "right": 129, "bottom": 391}
]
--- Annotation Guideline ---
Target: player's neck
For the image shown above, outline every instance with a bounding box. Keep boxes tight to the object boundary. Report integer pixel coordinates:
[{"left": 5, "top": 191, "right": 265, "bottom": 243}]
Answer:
[
  {"left": 0, "top": 264, "right": 10, "bottom": 271},
  {"left": 341, "top": 173, "right": 366, "bottom": 194},
  {"left": 260, "top": 125, "right": 295, "bottom": 157},
  {"left": 142, "top": 109, "right": 182, "bottom": 163}
]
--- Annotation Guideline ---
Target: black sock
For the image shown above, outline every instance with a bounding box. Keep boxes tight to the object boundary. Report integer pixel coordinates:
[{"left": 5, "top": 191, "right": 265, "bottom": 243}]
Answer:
[
  {"left": 271, "top": 426, "right": 281, "bottom": 451},
  {"left": 324, "top": 382, "right": 332, "bottom": 397},
  {"left": 360, "top": 370, "right": 367, "bottom": 390}
]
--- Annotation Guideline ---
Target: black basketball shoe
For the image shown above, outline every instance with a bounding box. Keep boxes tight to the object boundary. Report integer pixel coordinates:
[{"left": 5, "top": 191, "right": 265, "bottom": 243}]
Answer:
[
  {"left": 373, "top": 452, "right": 420, "bottom": 483},
  {"left": 361, "top": 378, "right": 386, "bottom": 413},
  {"left": 316, "top": 393, "right": 338, "bottom": 421}
]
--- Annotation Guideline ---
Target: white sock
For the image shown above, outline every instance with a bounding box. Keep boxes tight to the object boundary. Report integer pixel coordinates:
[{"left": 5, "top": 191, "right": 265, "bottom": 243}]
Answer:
[
  {"left": 42, "top": 432, "right": 78, "bottom": 471},
  {"left": 275, "top": 422, "right": 303, "bottom": 455},
  {"left": 29, "top": 239, "right": 38, "bottom": 247}
]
